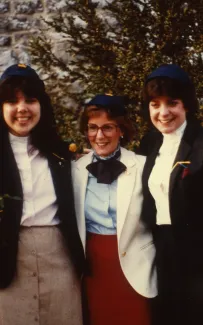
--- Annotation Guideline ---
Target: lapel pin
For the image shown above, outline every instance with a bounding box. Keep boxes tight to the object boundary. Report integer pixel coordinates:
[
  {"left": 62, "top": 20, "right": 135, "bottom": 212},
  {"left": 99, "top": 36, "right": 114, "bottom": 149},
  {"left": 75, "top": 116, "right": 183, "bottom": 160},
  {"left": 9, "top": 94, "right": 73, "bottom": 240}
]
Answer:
[
  {"left": 171, "top": 161, "right": 191, "bottom": 172},
  {"left": 52, "top": 153, "right": 65, "bottom": 167}
]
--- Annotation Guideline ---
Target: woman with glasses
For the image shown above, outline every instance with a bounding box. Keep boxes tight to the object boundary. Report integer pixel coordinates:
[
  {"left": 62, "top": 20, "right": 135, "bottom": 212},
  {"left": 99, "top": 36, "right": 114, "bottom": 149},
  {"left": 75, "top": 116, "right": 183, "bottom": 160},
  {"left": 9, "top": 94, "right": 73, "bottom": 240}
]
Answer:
[{"left": 72, "top": 94, "right": 157, "bottom": 325}]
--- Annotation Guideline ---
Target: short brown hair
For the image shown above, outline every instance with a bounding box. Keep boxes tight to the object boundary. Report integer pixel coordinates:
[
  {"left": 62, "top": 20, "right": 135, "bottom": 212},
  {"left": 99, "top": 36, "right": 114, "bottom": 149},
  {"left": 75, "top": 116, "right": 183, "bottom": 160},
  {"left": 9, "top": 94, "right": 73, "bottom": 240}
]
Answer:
[
  {"left": 79, "top": 105, "right": 135, "bottom": 145},
  {"left": 142, "top": 77, "right": 199, "bottom": 122}
]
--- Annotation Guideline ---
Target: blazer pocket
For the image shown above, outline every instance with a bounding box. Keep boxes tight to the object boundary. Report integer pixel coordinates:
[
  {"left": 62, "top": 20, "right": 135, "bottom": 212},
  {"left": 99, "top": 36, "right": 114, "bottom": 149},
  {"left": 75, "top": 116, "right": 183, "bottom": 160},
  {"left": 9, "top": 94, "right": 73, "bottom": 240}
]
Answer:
[{"left": 140, "top": 240, "right": 154, "bottom": 251}]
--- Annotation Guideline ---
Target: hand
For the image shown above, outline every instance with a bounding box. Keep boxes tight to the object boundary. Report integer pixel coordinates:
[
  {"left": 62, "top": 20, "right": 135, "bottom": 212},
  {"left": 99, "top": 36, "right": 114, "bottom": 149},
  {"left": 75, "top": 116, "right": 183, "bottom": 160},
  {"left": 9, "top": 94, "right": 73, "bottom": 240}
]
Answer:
[{"left": 83, "top": 148, "right": 92, "bottom": 154}]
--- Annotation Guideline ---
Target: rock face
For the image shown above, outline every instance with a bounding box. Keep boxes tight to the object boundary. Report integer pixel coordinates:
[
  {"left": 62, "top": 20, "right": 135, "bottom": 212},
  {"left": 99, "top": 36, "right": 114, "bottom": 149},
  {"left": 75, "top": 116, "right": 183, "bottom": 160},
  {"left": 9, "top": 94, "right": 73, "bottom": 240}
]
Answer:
[{"left": 0, "top": 0, "right": 68, "bottom": 73}]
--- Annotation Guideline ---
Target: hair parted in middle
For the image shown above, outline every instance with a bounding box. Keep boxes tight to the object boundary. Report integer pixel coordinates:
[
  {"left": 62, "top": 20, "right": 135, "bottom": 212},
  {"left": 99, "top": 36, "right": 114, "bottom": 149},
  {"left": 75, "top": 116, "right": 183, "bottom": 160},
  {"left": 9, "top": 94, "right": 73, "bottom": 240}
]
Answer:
[{"left": 0, "top": 75, "right": 63, "bottom": 156}]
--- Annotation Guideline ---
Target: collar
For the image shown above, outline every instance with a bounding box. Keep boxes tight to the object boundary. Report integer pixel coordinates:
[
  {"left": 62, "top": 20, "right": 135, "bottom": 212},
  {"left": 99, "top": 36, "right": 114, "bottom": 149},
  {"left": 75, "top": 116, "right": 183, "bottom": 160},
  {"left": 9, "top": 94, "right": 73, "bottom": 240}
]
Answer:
[
  {"left": 93, "top": 145, "right": 120, "bottom": 161},
  {"left": 86, "top": 146, "right": 125, "bottom": 184},
  {"left": 162, "top": 120, "right": 187, "bottom": 143},
  {"left": 75, "top": 147, "right": 137, "bottom": 171},
  {"left": 9, "top": 132, "right": 30, "bottom": 145},
  {"left": 9, "top": 133, "right": 35, "bottom": 154}
]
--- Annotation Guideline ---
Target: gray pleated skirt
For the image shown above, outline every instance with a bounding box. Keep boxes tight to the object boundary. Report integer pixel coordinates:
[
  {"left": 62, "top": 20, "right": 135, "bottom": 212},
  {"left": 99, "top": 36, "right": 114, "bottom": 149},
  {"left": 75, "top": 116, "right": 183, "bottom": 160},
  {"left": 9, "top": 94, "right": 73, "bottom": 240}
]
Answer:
[{"left": 0, "top": 226, "right": 83, "bottom": 325}]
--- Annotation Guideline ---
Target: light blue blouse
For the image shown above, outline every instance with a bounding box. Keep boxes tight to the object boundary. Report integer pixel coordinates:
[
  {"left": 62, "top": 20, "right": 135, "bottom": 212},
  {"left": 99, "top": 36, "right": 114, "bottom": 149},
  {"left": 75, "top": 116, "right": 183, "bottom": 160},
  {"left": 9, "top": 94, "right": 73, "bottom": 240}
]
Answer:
[{"left": 85, "top": 172, "right": 117, "bottom": 235}]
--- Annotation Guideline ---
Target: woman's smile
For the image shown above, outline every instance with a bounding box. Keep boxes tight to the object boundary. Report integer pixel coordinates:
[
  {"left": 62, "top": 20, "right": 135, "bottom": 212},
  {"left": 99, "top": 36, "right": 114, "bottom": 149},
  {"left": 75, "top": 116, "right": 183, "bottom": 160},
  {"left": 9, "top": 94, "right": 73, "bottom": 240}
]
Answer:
[{"left": 3, "top": 91, "right": 41, "bottom": 137}]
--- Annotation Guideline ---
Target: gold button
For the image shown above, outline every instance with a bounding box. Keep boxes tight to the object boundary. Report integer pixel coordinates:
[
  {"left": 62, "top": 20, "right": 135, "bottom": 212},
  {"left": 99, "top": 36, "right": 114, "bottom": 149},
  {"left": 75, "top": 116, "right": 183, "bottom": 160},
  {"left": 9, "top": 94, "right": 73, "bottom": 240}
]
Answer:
[
  {"left": 121, "top": 252, "right": 126, "bottom": 257},
  {"left": 18, "top": 63, "right": 27, "bottom": 68}
]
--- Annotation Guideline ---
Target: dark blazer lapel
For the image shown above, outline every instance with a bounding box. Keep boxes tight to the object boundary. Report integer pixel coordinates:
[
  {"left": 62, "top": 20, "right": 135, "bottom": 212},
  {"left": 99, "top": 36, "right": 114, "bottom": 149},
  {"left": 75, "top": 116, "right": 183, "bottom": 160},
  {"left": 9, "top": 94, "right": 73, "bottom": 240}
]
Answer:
[
  {"left": 47, "top": 153, "right": 72, "bottom": 214},
  {"left": 142, "top": 133, "right": 163, "bottom": 226},
  {"left": 169, "top": 121, "right": 201, "bottom": 199},
  {"left": 47, "top": 152, "right": 79, "bottom": 236},
  {"left": 143, "top": 133, "right": 163, "bottom": 187},
  {"left": 0, "top": 132, "right": 23, "bottom": 288},
  {"left": 1, "top": 133, "right": 23, "bottom": 228},
  {"left": 169, "top": 139, "right": 191, "bottom": 199},
  {"left": 47, "top": 152, "right": 85, "bottom": 274}
]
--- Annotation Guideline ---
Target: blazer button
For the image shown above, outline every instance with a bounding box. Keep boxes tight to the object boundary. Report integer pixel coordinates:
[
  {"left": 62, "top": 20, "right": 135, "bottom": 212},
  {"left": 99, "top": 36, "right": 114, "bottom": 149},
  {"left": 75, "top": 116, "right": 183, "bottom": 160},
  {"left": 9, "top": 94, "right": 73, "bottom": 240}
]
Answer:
[{"left": 121, "top": 252, "right": 126, "bottom": 257}]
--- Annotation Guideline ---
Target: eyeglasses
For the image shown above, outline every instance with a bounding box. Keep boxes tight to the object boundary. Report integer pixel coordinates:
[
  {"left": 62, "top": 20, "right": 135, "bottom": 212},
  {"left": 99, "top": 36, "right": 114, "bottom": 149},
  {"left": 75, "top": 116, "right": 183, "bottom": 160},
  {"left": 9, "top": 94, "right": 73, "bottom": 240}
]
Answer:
[{"left": 87, "top": 123, "right": 119, "bottom": 136}]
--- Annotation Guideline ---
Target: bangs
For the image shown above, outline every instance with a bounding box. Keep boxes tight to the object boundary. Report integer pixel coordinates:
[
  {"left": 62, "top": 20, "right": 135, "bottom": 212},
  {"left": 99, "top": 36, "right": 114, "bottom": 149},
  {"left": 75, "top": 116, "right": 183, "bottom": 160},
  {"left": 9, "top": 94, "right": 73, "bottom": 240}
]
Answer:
[
  {"left": 86, "top": 106, "right": 108, "bottom": 118},
  {"left": 142, "top": 76, "right": 199, "bottom": 122},
  {"left": 143, "top": 77, "right": 186, "bottom": 102},
  {"left": 0, "top": 76, "right": 45, "bottom": 103},
  {"left": 85, "top": 104, "right": 125, "bottom": 119}
]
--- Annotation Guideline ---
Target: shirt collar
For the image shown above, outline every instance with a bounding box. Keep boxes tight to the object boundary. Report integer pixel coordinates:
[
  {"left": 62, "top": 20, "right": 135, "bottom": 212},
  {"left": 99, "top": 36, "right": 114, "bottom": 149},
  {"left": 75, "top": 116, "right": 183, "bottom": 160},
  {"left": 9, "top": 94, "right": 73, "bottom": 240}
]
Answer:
[
  {"left": 9, "top": 132, "right": 30, "bottom": 145},
  {"left": 8, "top": 133, "right": 35, "bottom": 155},
  {"left": 162, "top": 120, "right": 187, "bottom": 143},
  {"left": 93, "top": 144, "right": 120, "bottom": 161}
]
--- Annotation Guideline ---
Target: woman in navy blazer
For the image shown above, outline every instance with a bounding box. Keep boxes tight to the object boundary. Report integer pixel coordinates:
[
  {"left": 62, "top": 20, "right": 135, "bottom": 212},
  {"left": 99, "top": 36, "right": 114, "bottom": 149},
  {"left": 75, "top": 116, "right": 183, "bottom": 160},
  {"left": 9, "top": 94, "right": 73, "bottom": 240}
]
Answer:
[
  {"left": 0, "top": 64, "right": 84, "bottom": 325},
  {"left": 140, "top": 64, "right": 203, "bottom": 325}
]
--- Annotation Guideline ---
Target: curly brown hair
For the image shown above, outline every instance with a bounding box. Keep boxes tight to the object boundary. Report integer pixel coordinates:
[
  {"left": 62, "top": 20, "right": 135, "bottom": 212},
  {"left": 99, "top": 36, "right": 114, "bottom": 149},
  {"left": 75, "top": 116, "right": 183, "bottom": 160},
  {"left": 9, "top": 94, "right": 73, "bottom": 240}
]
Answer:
[{"left": 79, "top": 105, "right": 135, "bottom": 146}]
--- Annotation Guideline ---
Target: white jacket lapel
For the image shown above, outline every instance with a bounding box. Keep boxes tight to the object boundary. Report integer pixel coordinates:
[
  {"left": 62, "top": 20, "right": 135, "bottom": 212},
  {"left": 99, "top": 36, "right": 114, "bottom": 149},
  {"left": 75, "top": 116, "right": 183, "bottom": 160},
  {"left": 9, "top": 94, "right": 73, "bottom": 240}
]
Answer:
[
  {"left": 117, "top": 148, "right": 137, "bottom": 240},
  {"left": 72, "top": 152, "right": 93, "bottom": 250}
]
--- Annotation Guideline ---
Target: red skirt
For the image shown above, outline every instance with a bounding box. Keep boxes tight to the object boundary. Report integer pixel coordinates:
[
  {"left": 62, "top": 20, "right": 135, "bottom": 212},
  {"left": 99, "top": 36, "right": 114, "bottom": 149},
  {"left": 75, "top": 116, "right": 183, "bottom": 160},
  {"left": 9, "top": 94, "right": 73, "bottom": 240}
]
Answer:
[{"left": 83, "top": 232, "right": 151, "bottom": 325}]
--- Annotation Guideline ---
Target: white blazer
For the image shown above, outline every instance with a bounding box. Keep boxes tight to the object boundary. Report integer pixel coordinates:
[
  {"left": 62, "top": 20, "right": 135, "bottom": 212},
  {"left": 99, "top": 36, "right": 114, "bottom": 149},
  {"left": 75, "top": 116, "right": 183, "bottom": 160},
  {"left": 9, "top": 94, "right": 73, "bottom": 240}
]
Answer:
[{"left": 72, "top": 147, "right": 157, "bottom": 298}]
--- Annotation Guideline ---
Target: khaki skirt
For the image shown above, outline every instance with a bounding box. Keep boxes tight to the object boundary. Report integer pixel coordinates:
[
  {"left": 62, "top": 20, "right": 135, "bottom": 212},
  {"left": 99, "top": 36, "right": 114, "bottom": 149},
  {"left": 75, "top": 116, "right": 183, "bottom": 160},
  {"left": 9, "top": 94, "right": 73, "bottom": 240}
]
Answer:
[{"left": 0, "top": 226, "right": 83, "bottom": 325}]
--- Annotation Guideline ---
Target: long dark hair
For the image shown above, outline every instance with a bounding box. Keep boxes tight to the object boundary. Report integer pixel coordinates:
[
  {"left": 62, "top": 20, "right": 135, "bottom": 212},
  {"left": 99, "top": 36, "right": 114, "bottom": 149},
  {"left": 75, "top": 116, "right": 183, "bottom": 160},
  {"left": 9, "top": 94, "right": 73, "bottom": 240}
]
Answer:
[{"left": 0, "top": 76, "right": 63, "bottom": 156}]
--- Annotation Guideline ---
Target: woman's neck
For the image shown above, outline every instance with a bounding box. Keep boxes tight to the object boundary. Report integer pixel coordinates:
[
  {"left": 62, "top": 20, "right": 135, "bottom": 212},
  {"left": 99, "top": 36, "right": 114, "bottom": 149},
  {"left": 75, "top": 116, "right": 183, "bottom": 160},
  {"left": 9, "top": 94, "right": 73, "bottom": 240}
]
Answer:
[{"left": 93, "top": 145, "right": 120, "bottom": 160}]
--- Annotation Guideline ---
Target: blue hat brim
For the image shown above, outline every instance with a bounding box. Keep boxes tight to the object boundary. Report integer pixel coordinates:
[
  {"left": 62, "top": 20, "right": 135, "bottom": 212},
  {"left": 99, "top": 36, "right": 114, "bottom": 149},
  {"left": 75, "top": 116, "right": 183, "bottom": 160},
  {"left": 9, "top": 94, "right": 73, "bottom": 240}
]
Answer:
[
  {"left": 86, "top": 94, "right": 127, "bottom": 115},
  {"left": 0, "top": 64, "right": 41, "bottom": 81},
  {"left": 146, "top": 64, "right": 191, "bottom": 84}
]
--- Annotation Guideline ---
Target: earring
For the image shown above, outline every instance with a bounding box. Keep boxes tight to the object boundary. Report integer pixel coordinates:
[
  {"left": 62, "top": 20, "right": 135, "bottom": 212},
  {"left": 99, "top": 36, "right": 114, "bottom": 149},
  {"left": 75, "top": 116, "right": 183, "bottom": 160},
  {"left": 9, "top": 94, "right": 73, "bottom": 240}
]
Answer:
[{"left": 121, "top": 135, "right": 124, "bottom": 139}]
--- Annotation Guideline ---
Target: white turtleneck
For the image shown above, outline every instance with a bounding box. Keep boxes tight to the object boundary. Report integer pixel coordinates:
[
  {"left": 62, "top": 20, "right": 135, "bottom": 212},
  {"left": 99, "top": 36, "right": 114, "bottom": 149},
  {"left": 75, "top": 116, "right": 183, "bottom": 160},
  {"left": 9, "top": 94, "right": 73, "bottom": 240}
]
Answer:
[
  {"left": 148, "top": 120, "right": 187, "bottom": 225},
  {"left": 9, "top": 133, "right": 60, "bottom": 226}
]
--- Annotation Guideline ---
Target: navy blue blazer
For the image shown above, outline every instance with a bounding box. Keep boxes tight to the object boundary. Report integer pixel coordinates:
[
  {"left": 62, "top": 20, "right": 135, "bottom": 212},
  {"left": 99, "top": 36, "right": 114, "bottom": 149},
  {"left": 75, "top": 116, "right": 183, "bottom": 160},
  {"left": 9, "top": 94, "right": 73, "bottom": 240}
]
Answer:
[
  {"left": 141, "top": 120, "right": 203, "bottom": 324},
  {"left": 0, "top": 132, "right": 85, "bottom": 288},
  {"left": 141, "top": 120, "right": 203, "bottom": 229}
]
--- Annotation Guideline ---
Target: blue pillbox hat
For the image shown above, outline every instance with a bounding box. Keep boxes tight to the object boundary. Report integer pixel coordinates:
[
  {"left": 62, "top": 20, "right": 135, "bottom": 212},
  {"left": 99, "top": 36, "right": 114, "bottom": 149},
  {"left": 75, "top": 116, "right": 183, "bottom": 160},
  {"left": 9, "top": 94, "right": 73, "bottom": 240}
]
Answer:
[
  {"left": 86, "top": 94, "right": 127, "bottom": 115},
  {"left": 0, "top": 63, "right": 41, "bottom": 81},
  {"left": 146, "top": 64, "right": 191, "bottom": 84}
]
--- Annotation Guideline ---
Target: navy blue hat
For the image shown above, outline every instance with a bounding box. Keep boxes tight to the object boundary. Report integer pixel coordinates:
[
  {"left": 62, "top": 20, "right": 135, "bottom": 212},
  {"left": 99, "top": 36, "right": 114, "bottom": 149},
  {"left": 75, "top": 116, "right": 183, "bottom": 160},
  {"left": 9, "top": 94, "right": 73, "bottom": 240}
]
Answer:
[
  {"left": 0, "top": 63, "right": 42, "bottom": 81},
  {"left": 86, "top": 94, "right": 127, "bottom": 115},
  {"left": 146, "top": 64, "right": 191, "bottom": 84}
]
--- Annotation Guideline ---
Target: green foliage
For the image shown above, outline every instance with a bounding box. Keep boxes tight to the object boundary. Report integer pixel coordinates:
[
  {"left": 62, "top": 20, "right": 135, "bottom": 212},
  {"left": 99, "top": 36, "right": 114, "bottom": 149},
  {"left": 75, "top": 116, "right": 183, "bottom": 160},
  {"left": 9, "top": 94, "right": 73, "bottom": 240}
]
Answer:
[{"left": 29, "top": 0, "right": 203, "bottom": 150}]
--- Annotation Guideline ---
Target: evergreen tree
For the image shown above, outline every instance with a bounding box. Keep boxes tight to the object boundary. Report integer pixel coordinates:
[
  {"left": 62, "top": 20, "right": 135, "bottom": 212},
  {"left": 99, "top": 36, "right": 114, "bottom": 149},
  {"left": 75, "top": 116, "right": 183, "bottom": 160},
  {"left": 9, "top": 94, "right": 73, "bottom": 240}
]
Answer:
[{"left": 29, "top": 0, "right": 203, "bottom": 150}]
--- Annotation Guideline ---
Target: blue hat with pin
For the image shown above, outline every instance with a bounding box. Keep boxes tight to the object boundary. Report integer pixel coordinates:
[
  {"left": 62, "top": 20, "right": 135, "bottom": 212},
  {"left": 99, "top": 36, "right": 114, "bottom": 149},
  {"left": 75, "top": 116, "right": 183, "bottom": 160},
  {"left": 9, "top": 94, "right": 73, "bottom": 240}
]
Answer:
[
  {"left": 86, "top": 94, "right": 127, "bottom": 115},
  {"left": 0, "top": 63, "right": 42, "bottom": 81},
  {"left": 146, "top": 64, "right": 192, "bottom": 84}
]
